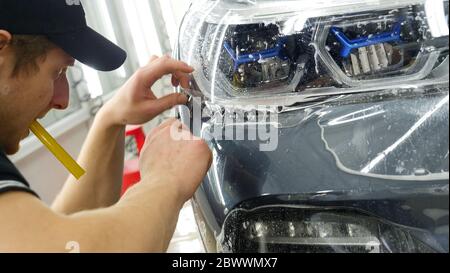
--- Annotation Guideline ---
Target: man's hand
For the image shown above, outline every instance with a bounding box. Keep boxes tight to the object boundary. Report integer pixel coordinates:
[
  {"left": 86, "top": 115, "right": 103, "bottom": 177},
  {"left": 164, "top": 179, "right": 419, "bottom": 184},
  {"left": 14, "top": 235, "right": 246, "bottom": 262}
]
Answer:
[
  {"left": 101, "top": 55, "right": 193, "bottom": 127},
  {"left": 53, "top": 55, "right": 195, "bottom": 214},
  {"left": 137, "top": 119, "right": 213, "bottom": 204}
]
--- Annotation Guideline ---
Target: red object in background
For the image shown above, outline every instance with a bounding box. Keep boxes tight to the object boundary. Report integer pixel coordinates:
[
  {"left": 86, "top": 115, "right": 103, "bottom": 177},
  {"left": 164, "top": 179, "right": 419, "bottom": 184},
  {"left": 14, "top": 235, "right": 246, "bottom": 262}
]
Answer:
[{"left": 121, "top": 125, "right": 146, "bottom": 196}]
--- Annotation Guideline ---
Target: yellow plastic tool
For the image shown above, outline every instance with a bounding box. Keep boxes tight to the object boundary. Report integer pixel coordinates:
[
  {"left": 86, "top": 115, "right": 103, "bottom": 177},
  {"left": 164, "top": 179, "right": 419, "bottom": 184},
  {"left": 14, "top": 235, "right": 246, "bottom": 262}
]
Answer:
[{"left": 30, "top": 121, "right": 86, "bottom": 180}]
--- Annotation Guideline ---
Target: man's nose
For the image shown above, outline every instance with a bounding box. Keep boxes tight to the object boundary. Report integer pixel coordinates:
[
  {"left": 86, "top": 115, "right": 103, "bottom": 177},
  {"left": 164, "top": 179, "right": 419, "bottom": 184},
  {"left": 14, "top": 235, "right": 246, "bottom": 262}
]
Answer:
[{"left": 52, "top": 75, "right": 70, "bottom": 110}]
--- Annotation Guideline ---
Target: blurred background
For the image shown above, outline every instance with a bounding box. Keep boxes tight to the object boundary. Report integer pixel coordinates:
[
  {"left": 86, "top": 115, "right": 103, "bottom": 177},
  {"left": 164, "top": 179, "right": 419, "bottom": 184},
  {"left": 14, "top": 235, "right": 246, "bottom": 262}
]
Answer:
[{"left": 8, "top": 0, "right": 204, "bottom": 253}]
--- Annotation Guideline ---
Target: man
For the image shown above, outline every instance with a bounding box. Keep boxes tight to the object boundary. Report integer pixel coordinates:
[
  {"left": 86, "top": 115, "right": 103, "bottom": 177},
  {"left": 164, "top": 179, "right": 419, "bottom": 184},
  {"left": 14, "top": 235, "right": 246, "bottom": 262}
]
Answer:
[{"left": 0, "top": 0, "right": 212, "bottom": 252}]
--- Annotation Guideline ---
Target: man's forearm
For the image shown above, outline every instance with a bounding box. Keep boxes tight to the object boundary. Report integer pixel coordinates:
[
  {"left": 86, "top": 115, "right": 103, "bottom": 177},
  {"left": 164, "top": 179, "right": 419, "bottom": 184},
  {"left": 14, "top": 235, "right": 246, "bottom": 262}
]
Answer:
[
  {"left": 0, "top": 181, "right": 184, "bottom": 253},
  {"left": 67, "top": 180, "right": 184, "bottom": 252},
  {"left": 52, "top": 106, "right": 125, "bottom": 214}
]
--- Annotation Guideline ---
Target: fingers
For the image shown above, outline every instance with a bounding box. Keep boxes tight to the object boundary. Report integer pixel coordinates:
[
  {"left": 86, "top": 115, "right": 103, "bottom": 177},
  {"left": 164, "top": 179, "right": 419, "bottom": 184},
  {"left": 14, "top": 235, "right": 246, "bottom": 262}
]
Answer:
[
  {"left": 171, "top": 75, "right": 180, "bottom": 87},
  {"left": 148, "top": 118, "right": 178, "bottom": 136},
  {"left": 159, "top": 118, "right": 179, "bottom": 129},
  {"left": 149, "top": 118, "right": 189, "bottom": 138},
  {"left": 145, "top": 90, "right": 157, "bottom": 100},
  {"left": 140, "top": 56, "right": 194, "bottom": 89},
  {"left": 172, "top": 71, "right": 191, "bottom": 89},
  {"left": 147, "top": 93, "right": 188, "bottom": 117}
]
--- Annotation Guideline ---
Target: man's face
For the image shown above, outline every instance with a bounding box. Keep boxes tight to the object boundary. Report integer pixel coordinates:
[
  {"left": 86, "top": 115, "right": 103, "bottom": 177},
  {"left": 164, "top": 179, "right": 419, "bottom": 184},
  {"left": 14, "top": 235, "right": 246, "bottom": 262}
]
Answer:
[{"left": 0, "top": 43, "right": 75, "bottom": 155}]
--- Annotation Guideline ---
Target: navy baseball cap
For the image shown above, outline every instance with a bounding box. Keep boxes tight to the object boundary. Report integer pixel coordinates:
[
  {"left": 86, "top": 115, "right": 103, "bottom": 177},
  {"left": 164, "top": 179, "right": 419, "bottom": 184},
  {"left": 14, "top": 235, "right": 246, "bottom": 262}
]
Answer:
[{"left": 0, "top": 0, "right": 127, "bottom": 71}]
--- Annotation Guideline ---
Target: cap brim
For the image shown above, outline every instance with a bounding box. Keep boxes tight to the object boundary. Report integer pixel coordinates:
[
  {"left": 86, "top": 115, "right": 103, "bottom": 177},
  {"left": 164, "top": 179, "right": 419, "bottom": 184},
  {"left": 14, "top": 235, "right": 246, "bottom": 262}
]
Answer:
[{"left": 48, "top": 27, "right": 127, "bottom": 72}]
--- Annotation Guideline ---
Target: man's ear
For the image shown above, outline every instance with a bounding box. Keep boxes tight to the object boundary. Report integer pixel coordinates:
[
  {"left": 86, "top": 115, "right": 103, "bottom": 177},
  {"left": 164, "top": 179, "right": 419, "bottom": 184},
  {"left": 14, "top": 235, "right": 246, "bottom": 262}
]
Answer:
[{"left": 0, "top": 30, "right": 12, "bottom": 50}]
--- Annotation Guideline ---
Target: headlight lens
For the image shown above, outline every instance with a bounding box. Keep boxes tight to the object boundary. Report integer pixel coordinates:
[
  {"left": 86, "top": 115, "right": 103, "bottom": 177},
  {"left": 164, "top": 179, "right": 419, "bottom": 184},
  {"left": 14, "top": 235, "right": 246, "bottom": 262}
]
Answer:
[
  {"left": 219, "top": 206, "right": 443, "bottom": 253},
  {"left": 178, "top": 0, "right": 449, "bottom": 105}
]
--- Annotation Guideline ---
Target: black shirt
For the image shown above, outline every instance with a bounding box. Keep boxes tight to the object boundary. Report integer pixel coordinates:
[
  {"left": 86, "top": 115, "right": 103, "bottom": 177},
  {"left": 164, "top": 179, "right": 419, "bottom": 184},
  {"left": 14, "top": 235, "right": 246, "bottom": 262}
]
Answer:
[{"left": 0, "top": 149, "right": 39, "bottom": 197}]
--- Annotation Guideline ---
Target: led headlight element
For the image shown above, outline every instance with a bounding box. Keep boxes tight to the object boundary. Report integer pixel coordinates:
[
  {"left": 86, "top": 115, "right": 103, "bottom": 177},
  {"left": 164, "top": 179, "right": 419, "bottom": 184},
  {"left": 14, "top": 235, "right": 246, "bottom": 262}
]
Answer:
[
  {"left": 219, "top": 206, "right": 442, "bottom": 253},
  {"left": 320, "top": 4, "right": 446, "bottom": 85},
  {"left": 222, "top": 24, "right": 295, "bottom": 89},
  {"left": 330, "top": 22, "right": 403, "bottom": 59},
  {"left": 178, "top": 0, "right": 449, "bottom": 105},
  {"left": 329, "top": 22, "right": 404, "bottom": 76}
]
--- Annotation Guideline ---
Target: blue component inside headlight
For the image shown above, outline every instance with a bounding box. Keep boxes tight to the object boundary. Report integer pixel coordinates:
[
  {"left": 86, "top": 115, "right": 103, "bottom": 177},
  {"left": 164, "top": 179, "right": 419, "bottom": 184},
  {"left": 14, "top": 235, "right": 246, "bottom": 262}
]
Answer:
[
  {"left": 220, "top": 23, "right": 301, "bottom": 89},
  {"left": 330, "top": 22, "right": 402, "bottom": 58}
]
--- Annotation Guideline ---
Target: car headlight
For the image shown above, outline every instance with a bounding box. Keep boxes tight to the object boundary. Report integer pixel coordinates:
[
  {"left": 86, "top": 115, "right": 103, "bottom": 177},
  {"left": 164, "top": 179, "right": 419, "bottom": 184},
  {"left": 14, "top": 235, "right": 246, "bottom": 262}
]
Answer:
[
  {"left": 218, "top": 205, "right": 443, "bottom": 253},
  {"left": 178, "top": 0, "right": 449, "bottom": 105}
]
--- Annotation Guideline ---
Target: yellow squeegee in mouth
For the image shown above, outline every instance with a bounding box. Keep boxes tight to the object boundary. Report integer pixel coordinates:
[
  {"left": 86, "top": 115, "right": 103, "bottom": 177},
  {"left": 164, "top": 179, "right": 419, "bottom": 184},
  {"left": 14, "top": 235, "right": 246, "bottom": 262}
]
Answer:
[{"left": 30, "top": 121, "right": 85, "bottom": 180}]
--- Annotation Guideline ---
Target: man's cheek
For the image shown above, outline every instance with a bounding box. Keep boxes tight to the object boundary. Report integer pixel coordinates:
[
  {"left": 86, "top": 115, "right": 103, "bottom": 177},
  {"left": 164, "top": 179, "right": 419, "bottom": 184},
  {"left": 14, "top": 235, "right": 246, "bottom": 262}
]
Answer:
[
  {"left": 36, "top": 83, "right": 55, "bottom": 110},
  {"left": 39, "top": 85, "right": 54, "bottom": 102}
]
